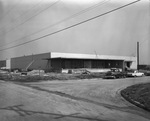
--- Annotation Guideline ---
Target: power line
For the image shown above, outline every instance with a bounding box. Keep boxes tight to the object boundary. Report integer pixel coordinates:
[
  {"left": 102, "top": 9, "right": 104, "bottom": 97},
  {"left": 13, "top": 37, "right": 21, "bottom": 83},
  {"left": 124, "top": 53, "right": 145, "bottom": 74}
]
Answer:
[
  {"left": 0, "top": 0, "right": 110, "bottom": 48},
  {"left": 2, "top": 0, "right": 61, "bottom": 35},
  {"left": 5, "top": 0, "right": 60, "bottom": 34},
  {"left": 14, "top": 0, "right": 43, "bottom": 21},
  {"left": 0, "top": 0, "right": 43, "bottom": 31},
  {"left": 0, "top": 0, "right": 141, "bottom": 52},
  {"left": 0, "top": 0, "right": 23, "bottom": 20},
  {"left": 0, "top": 0, "right": 23, "bottom": 30}
]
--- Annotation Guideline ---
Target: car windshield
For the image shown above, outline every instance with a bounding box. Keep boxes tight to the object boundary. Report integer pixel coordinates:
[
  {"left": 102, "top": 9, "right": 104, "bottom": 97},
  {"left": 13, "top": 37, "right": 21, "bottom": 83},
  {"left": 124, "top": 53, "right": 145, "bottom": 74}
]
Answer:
[
  {"left": 128, "top": 70, "right": 135, "bottom": 72},
  {"left": 111, "top": 68, "right": 119, "bottom": 72}
]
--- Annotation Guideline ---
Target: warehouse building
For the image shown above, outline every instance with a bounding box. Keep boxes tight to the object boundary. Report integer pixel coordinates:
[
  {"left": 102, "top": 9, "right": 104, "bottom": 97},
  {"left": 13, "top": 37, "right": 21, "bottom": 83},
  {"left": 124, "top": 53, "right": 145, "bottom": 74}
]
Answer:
[{"left": 1, "top": 52, "right": 137, "bottom": 72}]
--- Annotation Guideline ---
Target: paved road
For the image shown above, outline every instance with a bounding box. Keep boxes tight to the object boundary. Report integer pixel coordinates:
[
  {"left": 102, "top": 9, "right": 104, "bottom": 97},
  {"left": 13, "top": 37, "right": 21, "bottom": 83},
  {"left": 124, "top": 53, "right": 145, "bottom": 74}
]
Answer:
[{"left": 0, "top": 77, "right": 150, "bottom": 121}]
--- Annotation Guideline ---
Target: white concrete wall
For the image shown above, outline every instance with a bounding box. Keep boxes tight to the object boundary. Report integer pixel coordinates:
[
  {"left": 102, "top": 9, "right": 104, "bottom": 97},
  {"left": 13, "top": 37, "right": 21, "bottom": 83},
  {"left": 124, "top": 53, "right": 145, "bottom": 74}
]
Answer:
[
  {"left": 6, "top": 59, "right": 11, "bottom": 69},
  {"left": 130, "top": 59, "right": 137, "bottom": 69}
]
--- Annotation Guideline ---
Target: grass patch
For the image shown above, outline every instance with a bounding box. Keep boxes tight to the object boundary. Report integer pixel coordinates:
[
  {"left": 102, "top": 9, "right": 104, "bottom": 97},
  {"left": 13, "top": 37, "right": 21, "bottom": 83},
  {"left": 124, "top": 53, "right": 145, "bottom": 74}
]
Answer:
[{"left": 121, "top": 83, "right": 150, "bottom": 111}]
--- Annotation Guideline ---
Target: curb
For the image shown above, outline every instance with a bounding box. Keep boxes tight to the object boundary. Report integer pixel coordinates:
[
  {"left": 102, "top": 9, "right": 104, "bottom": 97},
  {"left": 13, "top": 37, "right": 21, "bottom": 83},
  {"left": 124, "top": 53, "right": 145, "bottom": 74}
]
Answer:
[{"left": 120, "top": 90, "right": 150, "bottom": 112}]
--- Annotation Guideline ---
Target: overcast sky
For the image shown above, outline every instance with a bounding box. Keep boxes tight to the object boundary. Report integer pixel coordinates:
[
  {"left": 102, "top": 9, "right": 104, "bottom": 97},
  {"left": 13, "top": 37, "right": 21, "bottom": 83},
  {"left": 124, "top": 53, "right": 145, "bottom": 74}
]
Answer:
[{"left": 0, "top": 0, "right": 149, "bottom": 64}]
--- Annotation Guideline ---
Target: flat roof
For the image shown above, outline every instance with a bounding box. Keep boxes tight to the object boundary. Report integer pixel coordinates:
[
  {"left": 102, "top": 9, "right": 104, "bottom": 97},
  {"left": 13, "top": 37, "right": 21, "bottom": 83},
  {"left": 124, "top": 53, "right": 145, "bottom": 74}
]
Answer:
[
  {"left": 49, "top": 52, "right": 136, "bottom": 62},
  {"left": 48, "top": 57, "right": 124, "bottom": 61}
]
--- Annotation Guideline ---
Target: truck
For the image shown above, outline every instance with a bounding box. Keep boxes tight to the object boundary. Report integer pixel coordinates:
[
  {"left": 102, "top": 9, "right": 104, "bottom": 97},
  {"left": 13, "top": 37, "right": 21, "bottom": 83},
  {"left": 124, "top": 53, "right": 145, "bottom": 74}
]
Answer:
[{"left": 103, "top": 68, "right": 126, "bottom": 79}]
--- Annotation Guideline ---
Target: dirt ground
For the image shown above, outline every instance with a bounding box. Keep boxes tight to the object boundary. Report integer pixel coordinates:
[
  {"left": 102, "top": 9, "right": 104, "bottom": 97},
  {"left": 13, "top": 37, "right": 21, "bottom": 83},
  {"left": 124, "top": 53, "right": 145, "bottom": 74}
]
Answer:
[{"left": 0, "top": 77, "right": 150, "bottom": 121}]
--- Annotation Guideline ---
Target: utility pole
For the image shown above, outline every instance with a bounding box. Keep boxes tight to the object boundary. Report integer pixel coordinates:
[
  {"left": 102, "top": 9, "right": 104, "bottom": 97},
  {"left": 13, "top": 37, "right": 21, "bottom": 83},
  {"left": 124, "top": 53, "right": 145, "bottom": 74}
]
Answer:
[
  {"left": 137, "top": 41, "right": 139, "bottom": 70},
  {"left": 149, "top": 0, "right": 150, "bottom": 66}
]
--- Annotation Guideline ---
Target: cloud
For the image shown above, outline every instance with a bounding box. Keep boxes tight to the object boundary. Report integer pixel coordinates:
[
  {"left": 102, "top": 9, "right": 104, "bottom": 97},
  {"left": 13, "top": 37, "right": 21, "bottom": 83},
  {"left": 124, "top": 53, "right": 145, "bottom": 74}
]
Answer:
[{"left": 0, "top": 0, "right": 149, "bottom": 64}]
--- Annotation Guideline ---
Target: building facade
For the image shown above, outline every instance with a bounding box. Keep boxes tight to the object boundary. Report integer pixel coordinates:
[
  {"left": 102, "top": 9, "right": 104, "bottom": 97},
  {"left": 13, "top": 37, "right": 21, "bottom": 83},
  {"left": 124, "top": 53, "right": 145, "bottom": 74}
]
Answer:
[{"left": 1, "top": 52, "right": 137, "bottom": 72}]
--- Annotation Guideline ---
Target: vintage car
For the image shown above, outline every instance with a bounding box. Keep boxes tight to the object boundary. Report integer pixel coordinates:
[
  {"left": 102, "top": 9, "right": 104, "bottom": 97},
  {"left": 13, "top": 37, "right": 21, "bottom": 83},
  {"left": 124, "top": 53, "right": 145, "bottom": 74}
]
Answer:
[
  {"left": 126, "top": 70, "right": 144, "bottom": 77},
  {"left": 103, "top": 68, "right": 126, "bottom": 79}
]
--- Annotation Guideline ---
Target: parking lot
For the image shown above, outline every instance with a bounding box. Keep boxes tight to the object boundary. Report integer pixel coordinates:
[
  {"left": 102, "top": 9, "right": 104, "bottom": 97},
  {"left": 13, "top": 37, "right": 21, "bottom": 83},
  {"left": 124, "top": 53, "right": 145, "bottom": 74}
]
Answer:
[{"left": 0, "top": 76, "right": 150, "bottom": 121}]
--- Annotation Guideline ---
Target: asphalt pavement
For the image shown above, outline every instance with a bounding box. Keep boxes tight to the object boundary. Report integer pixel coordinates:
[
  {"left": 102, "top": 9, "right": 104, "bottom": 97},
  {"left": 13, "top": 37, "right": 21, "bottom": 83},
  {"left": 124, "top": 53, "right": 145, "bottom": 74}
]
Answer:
[{"left": 0, "top": 76, "right": 150, "bottom": 121}]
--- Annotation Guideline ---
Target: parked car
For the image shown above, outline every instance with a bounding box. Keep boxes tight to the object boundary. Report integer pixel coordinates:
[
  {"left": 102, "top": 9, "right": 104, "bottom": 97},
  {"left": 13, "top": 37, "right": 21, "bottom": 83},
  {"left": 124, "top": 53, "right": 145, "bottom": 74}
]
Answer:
[
  {"left": 126, "top": 70, "right": 144, "bottom": 77},
  {"left": 138, "top": 70, "right": 150, "bottom": 76},
  {"left": 145, "top": 71, "right": 150, "bottom": 76},
  {"left": 103, "top": 68, "right": 126, "bottom": 79}
]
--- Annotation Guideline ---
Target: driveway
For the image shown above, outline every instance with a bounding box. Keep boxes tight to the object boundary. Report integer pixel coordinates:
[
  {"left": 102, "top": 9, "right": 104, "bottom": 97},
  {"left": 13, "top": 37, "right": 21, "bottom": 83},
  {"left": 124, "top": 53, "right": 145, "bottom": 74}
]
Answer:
[{"left": 0, "top": 77, "right": 150, "bottom": 121}]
